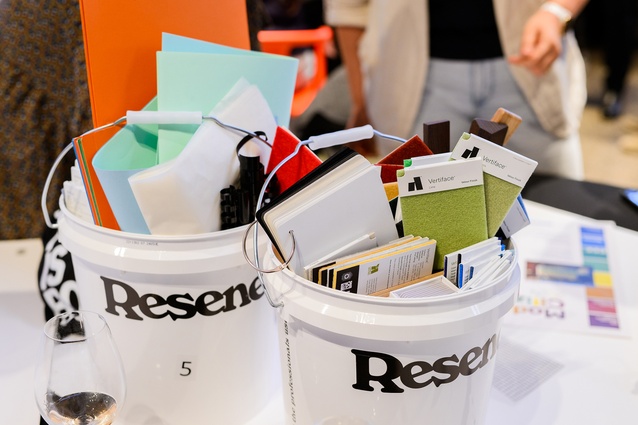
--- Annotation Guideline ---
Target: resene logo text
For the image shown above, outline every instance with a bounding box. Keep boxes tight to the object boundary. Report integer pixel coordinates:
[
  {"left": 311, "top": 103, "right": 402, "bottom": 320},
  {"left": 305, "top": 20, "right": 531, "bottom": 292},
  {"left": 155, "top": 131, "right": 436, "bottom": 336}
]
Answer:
[
  {"left": 351, "top": 334, "right": 497, "bottom": 393},
  {"left": 101, "top": 276, "right": 264, "bottom": 321}
]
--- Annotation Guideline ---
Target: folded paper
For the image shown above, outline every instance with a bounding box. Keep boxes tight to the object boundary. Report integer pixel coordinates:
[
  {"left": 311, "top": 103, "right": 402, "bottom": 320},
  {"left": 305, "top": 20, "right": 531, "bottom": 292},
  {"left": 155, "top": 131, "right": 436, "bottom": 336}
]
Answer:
[{"left": 129, "top": 81, "right": 276, "bottom": 235}]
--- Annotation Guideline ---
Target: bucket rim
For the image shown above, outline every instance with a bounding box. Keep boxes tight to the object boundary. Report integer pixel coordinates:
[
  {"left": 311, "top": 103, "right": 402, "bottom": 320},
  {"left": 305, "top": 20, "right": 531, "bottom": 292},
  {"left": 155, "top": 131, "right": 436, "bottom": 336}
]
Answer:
[
  {"left": 266, "top": 239, "right": 518, "bottom": 308},
  {"left": 58, "top": 194, "right": 251, "bottom": 242}
]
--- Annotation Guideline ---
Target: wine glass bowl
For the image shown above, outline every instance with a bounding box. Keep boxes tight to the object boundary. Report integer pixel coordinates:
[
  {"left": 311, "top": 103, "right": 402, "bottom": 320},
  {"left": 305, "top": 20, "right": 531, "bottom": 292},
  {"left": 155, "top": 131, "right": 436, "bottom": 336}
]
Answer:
[{"left": 34, "top": 311, "right": 126, "bottom": 425}]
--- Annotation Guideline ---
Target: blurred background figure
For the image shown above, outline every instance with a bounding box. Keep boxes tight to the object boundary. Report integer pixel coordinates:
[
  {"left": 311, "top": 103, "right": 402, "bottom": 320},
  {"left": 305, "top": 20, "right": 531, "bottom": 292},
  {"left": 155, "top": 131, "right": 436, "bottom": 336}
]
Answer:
[{"left": 324, "top": 0, "right": 590, "bottom": 179}]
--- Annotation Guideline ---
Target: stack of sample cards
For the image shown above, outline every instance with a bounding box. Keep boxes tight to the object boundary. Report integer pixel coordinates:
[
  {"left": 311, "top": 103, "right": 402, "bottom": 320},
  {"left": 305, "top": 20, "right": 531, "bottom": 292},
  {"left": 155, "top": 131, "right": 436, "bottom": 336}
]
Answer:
[
  {"left": 443, "top": 237, "right": 504, "bottom": 288},
  {"left": 308, "top": 235, "right": 436, "bottom": 295},
  {"left": 389, "top": 275, "right": 459, "bottom": 298}
]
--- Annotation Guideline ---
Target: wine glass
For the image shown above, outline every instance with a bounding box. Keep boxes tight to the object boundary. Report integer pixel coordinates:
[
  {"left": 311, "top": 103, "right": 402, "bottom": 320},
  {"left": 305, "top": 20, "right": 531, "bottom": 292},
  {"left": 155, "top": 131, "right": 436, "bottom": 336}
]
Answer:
[{"left": 34, "top": 310, "right": 126, "bottom": 425}]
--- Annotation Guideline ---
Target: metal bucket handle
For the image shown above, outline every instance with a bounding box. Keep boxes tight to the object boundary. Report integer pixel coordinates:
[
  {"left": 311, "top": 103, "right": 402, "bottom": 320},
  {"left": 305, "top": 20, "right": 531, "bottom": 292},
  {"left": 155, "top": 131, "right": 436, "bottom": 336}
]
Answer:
[
  {"left": 240, "top": 126, "right": 406, "bottom": 308},
  {"left": 42, "top": 115, "right": 404, "bottom": 309},
  {"left": 41, "top": 112, "right": 271, "bottom": 229}
]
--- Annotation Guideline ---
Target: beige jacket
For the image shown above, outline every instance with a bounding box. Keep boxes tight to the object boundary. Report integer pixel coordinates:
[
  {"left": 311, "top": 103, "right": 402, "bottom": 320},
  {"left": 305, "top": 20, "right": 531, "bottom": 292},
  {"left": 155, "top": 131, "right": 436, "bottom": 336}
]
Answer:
[{"left": 325, "top": 0, "right": 586, "bottom": 140}]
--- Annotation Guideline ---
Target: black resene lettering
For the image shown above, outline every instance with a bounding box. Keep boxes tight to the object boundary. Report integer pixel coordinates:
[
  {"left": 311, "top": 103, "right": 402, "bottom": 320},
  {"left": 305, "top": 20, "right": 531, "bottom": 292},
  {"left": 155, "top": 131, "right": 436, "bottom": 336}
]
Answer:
[
  {"left": 101, "top": 276, "right": 263, "bottom": 321},
  {"left": 351, "top": 349, "right": 404, "bottom": 393},
  {"left": 351, "top": 334, "right": 499, "bottom": 392}
]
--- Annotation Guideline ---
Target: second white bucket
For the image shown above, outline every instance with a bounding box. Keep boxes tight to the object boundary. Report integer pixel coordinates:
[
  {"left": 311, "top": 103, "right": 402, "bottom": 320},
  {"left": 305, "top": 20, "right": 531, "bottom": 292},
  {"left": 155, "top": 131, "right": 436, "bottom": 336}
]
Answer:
[
  {"left": 263, "top": 246, "right": 520, "bottom": 425},
  {"left": 57, "top": 199, "right": 280, "bottom": 425}
]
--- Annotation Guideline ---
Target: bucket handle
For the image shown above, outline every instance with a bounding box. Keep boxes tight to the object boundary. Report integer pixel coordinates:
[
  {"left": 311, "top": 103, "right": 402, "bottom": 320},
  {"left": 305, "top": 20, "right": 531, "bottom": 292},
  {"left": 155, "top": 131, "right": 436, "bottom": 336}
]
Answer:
[
  {"left": 41, "top": 116, "right": 131, "bottom": 229},
  {"left": 41, "top": 141, "right": 75, "bottom": 229},
  {"left": 241, "top": 220, "right": 297, "bottom": 274},
  {"left": 242, "top": 219, "right": 298, "bottom": 308},
  {"left": 239, "top": 126, "right": 406, "bottom": 308},
  {"left": 41, "top": 113, "right": 276, "bottom": 230}
]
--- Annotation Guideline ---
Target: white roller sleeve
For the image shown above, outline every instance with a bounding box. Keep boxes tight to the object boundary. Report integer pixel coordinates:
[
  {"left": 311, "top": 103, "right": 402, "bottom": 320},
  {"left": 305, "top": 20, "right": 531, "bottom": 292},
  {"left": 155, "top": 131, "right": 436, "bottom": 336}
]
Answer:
[
  {"left": 126, "top": 111, "right": 203, "bottom": 125},
  {"left": 307, "top": 125, "right": 374, "bottom": 150}
]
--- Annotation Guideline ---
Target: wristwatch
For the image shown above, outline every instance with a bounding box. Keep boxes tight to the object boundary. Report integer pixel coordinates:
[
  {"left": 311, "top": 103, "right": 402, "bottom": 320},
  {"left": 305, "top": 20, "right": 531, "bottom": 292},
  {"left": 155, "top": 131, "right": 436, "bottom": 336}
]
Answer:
[{"left": 540, "top": 2, "right": 573, "bottom": 33}]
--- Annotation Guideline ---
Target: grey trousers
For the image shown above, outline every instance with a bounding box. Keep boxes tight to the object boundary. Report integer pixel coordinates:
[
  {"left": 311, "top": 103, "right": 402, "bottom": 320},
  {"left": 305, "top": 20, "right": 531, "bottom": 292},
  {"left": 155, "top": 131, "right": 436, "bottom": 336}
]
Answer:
[{"left": 411, "top": 58, "right": 585, "bottom": 180}]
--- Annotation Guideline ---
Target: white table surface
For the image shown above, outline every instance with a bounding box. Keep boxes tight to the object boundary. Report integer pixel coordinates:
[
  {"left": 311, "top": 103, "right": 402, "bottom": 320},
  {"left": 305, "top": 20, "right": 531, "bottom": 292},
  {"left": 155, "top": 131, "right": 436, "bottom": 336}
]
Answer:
[{"left": 2, "top": 201, "right": 637, "bottom": 424}]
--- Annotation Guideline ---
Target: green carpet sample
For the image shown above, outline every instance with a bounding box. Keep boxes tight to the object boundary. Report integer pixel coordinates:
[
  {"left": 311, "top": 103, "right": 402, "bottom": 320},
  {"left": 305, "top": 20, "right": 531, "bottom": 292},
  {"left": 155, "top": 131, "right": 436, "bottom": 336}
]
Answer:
[
  {"left": 450, "top": 133, "right": 537, "bottom": 237},
  {"left": 398, "top": 159, "right": 488, "bottom": 271},
  {"left": 484, "top": 173, "right": 522, "bottom": 237}
]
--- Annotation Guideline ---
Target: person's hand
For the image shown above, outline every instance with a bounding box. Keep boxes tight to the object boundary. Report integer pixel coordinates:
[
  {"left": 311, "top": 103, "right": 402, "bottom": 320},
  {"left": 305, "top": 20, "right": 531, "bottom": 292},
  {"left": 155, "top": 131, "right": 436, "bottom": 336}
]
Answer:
[
  {"left": 508, "top": 9, "right": 565, "bottom": 76},
  {"left": 346, "top": 101, "right": 371, "bottom": 129}
]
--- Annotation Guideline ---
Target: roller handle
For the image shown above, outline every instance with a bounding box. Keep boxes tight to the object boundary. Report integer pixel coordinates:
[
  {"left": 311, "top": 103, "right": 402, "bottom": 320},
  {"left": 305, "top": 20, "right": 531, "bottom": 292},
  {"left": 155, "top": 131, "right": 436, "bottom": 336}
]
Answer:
[
  {"left": 307, "top": 125, "right": 374, "bottom": 150},
  {"left": 126, "top": 111, "right": 203, "bottom": 125}
]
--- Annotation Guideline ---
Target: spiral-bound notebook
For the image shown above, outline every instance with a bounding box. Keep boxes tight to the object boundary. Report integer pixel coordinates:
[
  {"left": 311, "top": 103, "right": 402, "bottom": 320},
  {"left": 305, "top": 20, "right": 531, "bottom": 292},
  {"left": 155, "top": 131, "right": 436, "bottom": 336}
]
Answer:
[{"left": 256, "top": 148, "right": 398, "bottom": 275}]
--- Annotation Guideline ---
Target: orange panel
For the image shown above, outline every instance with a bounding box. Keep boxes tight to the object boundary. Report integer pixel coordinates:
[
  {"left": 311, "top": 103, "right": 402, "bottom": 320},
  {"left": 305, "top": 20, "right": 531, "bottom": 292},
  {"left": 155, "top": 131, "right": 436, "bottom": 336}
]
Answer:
[
  {"left": 76, "top": 1, "right": 250, "bottom": 229},
  {"left": 80, "top": 0, "right": 250, "bottom": 127}
]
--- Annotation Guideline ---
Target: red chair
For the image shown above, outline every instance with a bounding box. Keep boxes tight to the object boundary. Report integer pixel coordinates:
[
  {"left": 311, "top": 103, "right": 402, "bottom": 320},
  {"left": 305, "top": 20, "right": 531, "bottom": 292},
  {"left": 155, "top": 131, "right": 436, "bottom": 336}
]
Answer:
[{"left": 258, "top": 25, "right": 333, "bottom": 117}]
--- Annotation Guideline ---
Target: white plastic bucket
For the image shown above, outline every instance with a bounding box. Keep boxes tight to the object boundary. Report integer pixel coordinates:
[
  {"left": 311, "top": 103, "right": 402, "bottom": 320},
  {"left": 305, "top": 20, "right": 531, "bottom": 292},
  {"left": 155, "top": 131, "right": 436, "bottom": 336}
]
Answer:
[
  {"left": 263, "top": 246, "right": 520, "bottom": 425},
  {"left": 56, "top": 199, "right": 280, "bottom": 425}
]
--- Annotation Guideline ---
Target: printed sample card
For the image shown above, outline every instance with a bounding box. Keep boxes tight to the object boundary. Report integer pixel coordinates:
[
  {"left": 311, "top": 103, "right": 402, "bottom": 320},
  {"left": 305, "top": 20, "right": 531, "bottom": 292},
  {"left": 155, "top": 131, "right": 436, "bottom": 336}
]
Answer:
[
  {"left": 505, "top": 205, "right": 627, "bottom": 337},
  {"left": 451, "top": 133, "right": 537, "bottom": 237},
  {"left": 313, "top": 235, "right": 422, "bottom": 285},
  {"left": 321, "top": 238, "right": 437, "bottom": 295},
  {"left": 389, "top": 275, "right": 459, "bottom": 298},
  {"left": 398, "top": 156, "right": 488, "bottom": 271},
  {"left": 443, "top": 237, "right": 502, "bottom": 286}
]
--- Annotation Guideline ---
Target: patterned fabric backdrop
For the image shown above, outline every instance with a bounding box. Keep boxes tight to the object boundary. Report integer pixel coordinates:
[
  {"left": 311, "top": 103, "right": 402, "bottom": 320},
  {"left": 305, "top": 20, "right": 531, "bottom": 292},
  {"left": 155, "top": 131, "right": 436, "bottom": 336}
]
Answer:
[{"left": 0, "top": 0, "right": 92, "bottom": 240}]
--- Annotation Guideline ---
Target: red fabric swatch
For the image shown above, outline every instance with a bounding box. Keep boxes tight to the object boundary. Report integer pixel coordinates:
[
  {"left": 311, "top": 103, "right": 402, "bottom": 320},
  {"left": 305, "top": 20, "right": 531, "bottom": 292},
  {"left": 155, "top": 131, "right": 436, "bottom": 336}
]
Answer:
[
  {"left": 377, "top": 134, "right": 433, "bottom": 165},
  {"left": 375, "top": 135, "right": 433, "bottom": 183},
  {"left": 376, "top": 164, "right": 404, "bottom": 184},
  {"left": 266, "top": 126, "right": 322, "bottom": 193}
]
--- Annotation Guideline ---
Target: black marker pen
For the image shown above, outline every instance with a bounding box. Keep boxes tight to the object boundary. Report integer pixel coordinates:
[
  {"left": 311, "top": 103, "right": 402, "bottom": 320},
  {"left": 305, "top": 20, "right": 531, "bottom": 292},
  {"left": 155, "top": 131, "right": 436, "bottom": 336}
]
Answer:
[{"left": 238, "top": 139, "right": 263, "bottom": 224}]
